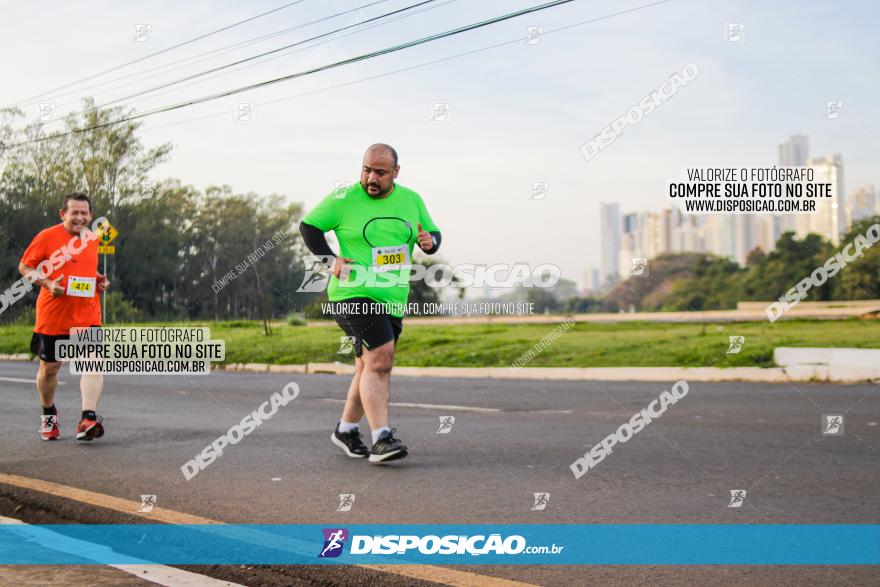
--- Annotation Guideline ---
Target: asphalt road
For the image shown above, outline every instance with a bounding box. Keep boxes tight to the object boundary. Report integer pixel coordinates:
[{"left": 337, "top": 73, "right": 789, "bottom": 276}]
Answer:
[{"left": 0, "top": 360, "right": 878, "bottom": 585}]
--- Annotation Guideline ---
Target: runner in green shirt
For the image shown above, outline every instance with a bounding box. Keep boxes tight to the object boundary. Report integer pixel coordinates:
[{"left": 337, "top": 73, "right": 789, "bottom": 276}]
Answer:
[{"left": 300, "top": 144, "right": 441, "bottom": 463}]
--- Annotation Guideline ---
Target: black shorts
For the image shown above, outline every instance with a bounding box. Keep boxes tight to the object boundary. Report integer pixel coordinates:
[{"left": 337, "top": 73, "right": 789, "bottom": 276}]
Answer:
[
  {"left": 30, "top": 325, "right": 100, "bottom": 363},
  {"left": 332, "top": 298, "right": 402, "bottom": 358},
  {"left": 30, "top": 332, "right": 69, "bottom": 363}
]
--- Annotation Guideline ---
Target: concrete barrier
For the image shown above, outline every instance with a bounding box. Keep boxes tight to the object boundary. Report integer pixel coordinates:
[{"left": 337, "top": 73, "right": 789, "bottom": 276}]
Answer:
[
  {"left": 738, "top": 300, "right": 880, "bottom": 311},
  {"left": 774, "top": 348, "right": 836, "bottom": 367},
  {"left": 267, "top": 364, "right": 307, "bottom": 374},
  {"left": 307, "top": 362, "right": 356, "bottom": 375},
  {"left": 775, "top": 347, "right": 880, "bottom": 383}
]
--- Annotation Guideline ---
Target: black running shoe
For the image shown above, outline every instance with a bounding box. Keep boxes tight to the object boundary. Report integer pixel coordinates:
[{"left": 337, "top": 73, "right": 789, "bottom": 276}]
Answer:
[
  {"left": 331, "top": 426, "right": 369, "bottom": 458},
  {"left": 368, "top": 428, "right": 408, "bottom": 464}
]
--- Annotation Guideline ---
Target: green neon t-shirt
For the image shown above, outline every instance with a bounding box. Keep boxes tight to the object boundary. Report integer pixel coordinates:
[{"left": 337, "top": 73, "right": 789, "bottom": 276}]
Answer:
[{"left": 302, "top": 182, "right": 439, "bottom": 317}]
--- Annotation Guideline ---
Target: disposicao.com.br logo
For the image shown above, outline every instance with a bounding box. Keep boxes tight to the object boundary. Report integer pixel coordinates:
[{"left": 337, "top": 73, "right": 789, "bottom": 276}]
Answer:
[
  {"left": 318, "top": 529, "right": 563, "bottom": 558},
  {"left": 318, "top": 528, "right": 349, "bottom": 558},
  {"left": 296, "top": 255, "right": 560, "bottom": 292}
]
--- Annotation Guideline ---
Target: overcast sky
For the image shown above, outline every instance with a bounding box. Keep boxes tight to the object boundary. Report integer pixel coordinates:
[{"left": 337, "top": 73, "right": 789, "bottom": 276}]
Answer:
[{"left": 2, "top": 0, "right": 877, "bottom": 283}]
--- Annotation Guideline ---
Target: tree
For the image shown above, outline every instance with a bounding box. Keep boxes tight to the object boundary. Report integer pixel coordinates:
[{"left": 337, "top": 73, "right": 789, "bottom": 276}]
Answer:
[
  {"left": 833, "top": 217, "right": 880, "bottom": 300},
  {"left": 1, "top": 99, "right": 313, "bottom": 323},
  {"left": 0, "top": 99, "right": 171, "bottom": 321}
]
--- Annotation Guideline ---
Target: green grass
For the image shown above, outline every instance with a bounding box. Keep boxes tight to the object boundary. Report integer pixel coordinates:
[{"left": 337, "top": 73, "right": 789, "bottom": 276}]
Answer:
[{"left": 2, "top": 318, "right": 878, "bottom": 368}]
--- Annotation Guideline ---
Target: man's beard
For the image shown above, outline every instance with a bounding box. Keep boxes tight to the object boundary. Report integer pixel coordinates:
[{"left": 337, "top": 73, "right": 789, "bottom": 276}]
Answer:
[{"left": 363, "top": 181, "right": 391, "bottom": 198}]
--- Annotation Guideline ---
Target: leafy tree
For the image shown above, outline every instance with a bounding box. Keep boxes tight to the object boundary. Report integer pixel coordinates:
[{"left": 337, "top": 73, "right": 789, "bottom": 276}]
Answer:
[{"left": 833, "top": 217, "right": 880, "bottom": 300}]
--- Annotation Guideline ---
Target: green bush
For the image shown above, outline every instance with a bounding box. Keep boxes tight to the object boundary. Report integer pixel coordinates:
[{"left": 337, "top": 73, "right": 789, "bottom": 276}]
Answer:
[
  {"left": 303, "top": 296, "right": 330, "bottom": 320},
  {"left": 287, "top": 312, "right": 307, "bottom": 326},
  {"left": 217, "top": 320, "right": 253, "bottom": 328},
  {"left": 103, "top": 292, "right": 145, "bottom": 323}
]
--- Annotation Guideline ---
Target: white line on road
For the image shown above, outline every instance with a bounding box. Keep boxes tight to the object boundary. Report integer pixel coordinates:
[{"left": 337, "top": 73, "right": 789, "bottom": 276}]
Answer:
[
  {"left": 322, "top": 398, "right": 499, "bottom": 413},
  {"left": 0, "top": 473, "right": 536, "bottom": 587},
  {"left": 0, "top": 515, "right": 243, "bottom": 586},
  {"left": 321, "top": 398, "right": 571, "bottom": 414},
  {"left": 0, "top": 377, "right": 65, "bottom": 385}
]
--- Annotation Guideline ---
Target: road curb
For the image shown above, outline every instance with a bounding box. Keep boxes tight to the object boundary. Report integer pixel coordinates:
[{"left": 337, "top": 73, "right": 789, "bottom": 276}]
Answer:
[
  {"left": 3, "top": 354, "right": 875, "bottom": 383},
  {"left": 217, "top": 362, "right": 878, "bottom": 383}
]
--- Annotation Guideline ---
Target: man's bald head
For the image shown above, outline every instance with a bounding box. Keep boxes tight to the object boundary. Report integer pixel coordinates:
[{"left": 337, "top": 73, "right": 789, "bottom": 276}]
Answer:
[
  {"left": 365, "top": 143, "right": 398, "bottom": 166},
  {"left": 361, "top": 143, "right": 400, "bottom": 198}
]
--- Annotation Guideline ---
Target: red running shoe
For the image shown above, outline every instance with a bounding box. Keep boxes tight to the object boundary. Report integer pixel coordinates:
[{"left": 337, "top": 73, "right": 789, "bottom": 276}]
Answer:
[
  {"left": 40, "top": 415, "right": 60, "bottom": 441},
  {"left": 76, "top": 415, "right": 104, "bottom": 441}
]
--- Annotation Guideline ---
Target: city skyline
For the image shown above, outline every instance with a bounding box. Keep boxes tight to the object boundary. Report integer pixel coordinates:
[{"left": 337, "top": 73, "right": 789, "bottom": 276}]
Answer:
[
  {"left": 590, "top": 133, "right": 876, "bottom": 293},
  {"left": 2, "top": 1, "right": 878, "bottom": 286}
]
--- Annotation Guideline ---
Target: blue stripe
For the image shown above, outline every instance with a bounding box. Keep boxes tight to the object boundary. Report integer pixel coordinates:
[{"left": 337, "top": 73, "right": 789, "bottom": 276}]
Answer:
[{"left": 0, "top": 524, "right": 877, "bottom": 565}]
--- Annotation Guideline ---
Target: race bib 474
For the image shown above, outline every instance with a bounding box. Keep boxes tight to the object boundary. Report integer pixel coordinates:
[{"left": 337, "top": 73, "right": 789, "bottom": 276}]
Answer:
[{"left": 66, "top": 276, "right": 96, "bottom": 298}]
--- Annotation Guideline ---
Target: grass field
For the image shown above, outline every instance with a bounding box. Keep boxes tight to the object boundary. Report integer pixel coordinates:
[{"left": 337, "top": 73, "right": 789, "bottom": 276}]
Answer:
[{"left": 1, "top": 318, "right": 878, "bottom": 368}]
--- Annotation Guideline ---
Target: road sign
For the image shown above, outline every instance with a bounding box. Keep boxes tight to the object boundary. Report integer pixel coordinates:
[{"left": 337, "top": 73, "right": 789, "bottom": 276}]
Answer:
[
  {"left": 98, "top": 245, "right": 116, "bottom": 255},
  {"left": 98, "top": 221, "right": 118, "bottom": 245}
]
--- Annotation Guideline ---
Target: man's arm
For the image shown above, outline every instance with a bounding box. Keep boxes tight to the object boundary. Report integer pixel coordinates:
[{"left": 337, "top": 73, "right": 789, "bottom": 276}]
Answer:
[
  {"left": 299, "top": 221, "right": 335, "bottom": 260},
  {"left": 416, "top": 223, "right": 441, "bottom": 254},
  {"left": 18, "top": 263, "right": 64, "bottom": 297},
  {"left": 299, "top": 221, "right": 352, "bottom": 278},
  {"left": 424, "top": 231, "right": 441, "bottom": 254}
]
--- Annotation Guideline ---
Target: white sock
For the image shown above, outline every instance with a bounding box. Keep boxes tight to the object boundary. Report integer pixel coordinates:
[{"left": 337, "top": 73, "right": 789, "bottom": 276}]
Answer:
[
  {"left": 337, "top": 420, "right": 359, "bottom": 433},
  {"left": 371, "top": 426, "right": 391, "bottom": 444}
]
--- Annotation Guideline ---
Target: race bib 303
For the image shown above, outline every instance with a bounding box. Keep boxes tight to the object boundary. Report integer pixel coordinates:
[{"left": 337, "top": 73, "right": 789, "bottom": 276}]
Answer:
[{"left": 371, "top": 245, "right": 410, "bottom": 272}]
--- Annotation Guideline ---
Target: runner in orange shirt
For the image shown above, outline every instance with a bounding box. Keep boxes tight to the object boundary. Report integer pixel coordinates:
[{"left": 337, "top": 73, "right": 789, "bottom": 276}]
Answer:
[{"left": 18, "top": 193, "right": 110, "bottom": 441}]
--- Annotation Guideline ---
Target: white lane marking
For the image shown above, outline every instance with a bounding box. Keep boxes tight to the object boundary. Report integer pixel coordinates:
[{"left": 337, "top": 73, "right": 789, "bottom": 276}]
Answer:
[
  {"left": 322, "top": 398, "right": 499, "bottom": 413},
  {"left": 322, "top": 398, "right": 571, "bottom": 414},
  {"left": 112, "top": 565, "right": 244, "bottom": 587},
  {"left": 0, "top": 474, "right": 536, "bottom": 587},
  {"left": 0, "top": 515, "right": 243, "bottom": 587},
  {"left": 0, "top": 377, "right": 65, "bottom": 385}
]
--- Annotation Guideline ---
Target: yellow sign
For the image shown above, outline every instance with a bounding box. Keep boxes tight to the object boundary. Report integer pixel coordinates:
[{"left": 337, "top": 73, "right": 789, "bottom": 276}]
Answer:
[
  {"left": 98, "top": 245, "right": 116, "bottom": 255},
  {"left": 97, "top": 221, "right": 118, "bottom": 245}
]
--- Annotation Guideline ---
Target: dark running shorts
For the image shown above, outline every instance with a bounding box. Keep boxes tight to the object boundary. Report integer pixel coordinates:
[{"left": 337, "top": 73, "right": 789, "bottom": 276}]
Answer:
[
  {"left": 332, "top": 297, "right": 402, "bottom": 358},
  {"left": 30, "top": 325, "right": 99, "bottom": 363},
  {"left": 30, "top": 332, "right": 69, "bottom": 363}
]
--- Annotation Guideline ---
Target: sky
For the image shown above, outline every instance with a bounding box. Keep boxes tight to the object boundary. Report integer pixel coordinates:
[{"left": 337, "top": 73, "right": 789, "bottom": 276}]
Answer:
[{"left": 2, "top": 0, "right": 878, "bottom": 285}]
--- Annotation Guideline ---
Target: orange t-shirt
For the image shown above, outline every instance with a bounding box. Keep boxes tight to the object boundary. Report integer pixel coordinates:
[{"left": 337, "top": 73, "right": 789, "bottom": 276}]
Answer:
[{"left": 20, "top": 223, "right": 102, "bottom": 335}]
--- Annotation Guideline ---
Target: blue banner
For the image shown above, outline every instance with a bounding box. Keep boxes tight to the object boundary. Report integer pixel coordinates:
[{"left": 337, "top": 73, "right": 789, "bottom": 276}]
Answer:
[{"left": 0, "top": 524, "right": 877, "bottom": 565}]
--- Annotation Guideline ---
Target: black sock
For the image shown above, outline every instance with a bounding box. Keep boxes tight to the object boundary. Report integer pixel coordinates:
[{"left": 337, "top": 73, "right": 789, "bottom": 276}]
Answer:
[
  {"left": 42, "top": 404, "right": 57, "bottom": 416},
  {"left": 82, "top": 410, "right": 97, "bottom": 421}
]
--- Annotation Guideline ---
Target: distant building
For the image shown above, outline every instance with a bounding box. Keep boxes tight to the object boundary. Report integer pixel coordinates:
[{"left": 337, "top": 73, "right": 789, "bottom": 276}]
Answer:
[
  {"left": 848, "top": 184, "right": 876, "bottom": 226},
  {"left": 778, "top": 134, "right": 809, "bottom": 167},
  {"left": 599, "top": 135, "right": 854, "bottom": 276},
  {"left": 798, "top": 155, "right": 845, "bottom": 244},
  {"left": 619, "top": 212, "right": 646, "bottom": 277},
  {"left": 776, "top": 134, "right": 810, "bottom": 241},
  {"left": 703, "top": 215, "right": 738, "bottom": 263},
  {"left": 579, "top": 268, "right": 602, "bottom": 295},
  {"left": 599, "top": 203, "right": 620, "bottom": 284},
  {"left": 669, "top": 209, "right": 702, "bottom": 253},
  {"left": 579, "top": 270, "right": 592, "bottom": 296}
]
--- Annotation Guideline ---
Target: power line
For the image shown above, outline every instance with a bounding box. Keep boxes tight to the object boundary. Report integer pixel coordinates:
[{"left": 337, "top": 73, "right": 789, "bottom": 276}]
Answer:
[
  {"left": 9, "top": 0, "right": 311, "bottom": 107},
  {"left": 10, "top": 0, "right": 580, "bottom": 147},
  {"left": 138, "top": 0, "right": 673, "bottom": 136},
  {"left": 30, "top": 0, "right": 398, "bottom": 109},
  {"left": 32, "top": 0, "right": 437, "bottom": 127},
  {"left": 69, "top": 0, "right": 458, "bottom": 118},
  {"left": 13, "top": 0, "right": 448, "bottom": 134},
  {"left": 86, "top": 0, "right": 438, "bottom": 113}
]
